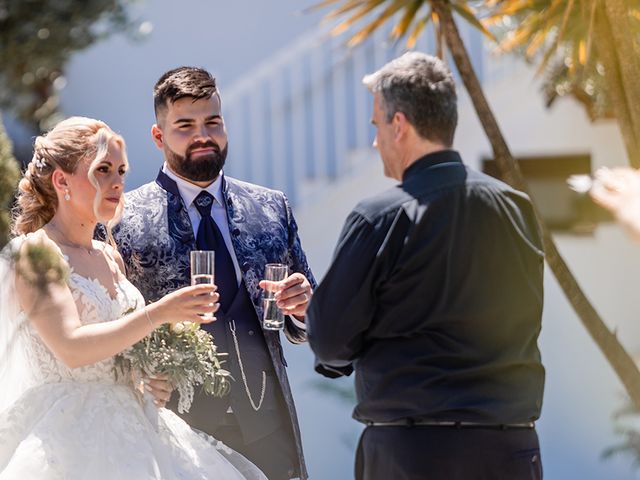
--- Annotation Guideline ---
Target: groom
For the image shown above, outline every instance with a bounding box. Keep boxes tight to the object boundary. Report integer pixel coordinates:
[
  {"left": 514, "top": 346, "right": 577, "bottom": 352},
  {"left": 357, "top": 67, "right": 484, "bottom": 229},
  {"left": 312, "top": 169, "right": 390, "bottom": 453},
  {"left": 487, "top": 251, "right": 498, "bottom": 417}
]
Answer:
[{"left": 113, "top": 66, "right": 315, "bottom": 480}]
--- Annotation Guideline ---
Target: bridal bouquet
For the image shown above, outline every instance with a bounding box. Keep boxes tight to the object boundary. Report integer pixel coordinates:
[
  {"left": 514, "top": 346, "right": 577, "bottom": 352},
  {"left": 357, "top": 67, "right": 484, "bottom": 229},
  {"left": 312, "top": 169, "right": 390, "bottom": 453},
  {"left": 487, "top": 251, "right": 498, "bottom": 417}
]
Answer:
[{"left": 115, "top": 319, "right": 231, "bottom": 414}]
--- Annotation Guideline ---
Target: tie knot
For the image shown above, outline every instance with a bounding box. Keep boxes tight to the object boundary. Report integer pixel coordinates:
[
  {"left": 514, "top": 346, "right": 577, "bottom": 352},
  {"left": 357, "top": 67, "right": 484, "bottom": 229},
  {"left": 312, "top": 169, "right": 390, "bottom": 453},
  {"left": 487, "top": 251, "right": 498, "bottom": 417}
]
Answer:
[{"left": 194, "top": 191, "right": 214, "bottom": 216}]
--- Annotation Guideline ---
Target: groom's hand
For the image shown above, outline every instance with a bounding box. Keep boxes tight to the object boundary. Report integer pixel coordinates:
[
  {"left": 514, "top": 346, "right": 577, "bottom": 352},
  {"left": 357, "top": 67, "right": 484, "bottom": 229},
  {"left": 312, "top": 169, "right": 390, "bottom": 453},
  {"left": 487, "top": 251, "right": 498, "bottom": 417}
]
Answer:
[{"left": 259, "top": 272, "right": 312, "bottom": 320}]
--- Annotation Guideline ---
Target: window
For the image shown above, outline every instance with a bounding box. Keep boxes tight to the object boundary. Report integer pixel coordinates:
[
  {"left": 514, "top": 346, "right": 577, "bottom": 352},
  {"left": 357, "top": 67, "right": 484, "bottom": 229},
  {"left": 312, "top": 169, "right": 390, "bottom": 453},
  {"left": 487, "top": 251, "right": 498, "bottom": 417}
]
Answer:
[{"left": 482, "top": 154, "right": 612, "bottom": 234}]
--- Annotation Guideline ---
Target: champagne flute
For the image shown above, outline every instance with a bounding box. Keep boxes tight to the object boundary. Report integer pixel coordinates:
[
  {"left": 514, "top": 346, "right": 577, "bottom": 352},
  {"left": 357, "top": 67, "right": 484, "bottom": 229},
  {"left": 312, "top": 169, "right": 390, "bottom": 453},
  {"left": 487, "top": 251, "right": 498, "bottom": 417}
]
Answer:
[
  {"left": 190, "top": 250, "right": 215, "bottom": 319},
  {"left": 262, "top": 263, "right": 288, "bottom": 330}
]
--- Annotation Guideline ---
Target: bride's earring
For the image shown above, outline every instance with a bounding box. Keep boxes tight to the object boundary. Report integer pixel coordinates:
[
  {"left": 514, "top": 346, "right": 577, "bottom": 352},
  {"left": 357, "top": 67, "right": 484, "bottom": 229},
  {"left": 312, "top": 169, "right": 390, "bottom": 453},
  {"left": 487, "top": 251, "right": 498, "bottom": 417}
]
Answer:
[{"left": 64, "top": 189, "right": 71, "bottom": 201}]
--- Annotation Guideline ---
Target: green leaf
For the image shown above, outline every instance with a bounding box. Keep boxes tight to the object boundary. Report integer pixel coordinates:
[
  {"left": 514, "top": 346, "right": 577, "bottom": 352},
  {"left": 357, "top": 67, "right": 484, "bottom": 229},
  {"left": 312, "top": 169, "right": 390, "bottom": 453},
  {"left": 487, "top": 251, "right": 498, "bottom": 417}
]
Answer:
[
  {"left": 407, "top": 12, "right": 432, "bottom": 48},
  {"left": 451, "top": 1, "right": 497, "bottom": 42},
  {"left": 347, "top": 0, "right": 414, "bottom": 46},
  {"left": 391, "top": 0, "right": 425, "bottom": 39}
]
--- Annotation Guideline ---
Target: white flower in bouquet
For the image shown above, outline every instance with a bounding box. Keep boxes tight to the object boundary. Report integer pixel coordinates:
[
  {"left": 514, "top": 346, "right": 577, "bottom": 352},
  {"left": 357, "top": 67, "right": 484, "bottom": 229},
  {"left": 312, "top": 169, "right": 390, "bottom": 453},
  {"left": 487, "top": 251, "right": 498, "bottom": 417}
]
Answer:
[{"left": 115, "top": 318, "right": 231, "bottom": 413}]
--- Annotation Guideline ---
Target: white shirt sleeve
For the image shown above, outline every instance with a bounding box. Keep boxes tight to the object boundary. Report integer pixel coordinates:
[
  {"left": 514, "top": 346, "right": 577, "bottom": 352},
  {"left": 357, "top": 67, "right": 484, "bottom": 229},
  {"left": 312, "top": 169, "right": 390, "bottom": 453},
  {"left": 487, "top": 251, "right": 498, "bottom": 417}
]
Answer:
[{"left": 290, "top": 316, "right": 307, "bottom": 330}]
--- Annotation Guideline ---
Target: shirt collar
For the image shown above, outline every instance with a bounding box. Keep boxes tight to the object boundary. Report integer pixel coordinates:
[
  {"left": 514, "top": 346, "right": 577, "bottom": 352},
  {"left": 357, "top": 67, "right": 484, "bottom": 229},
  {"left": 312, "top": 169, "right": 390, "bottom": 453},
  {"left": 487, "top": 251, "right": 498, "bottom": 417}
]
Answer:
[
  {"left": 162, "top": 163, "right": 225, "bottom": 208},
  {"left": 402, "top": 149, "right": 463, "bottom": 182}
]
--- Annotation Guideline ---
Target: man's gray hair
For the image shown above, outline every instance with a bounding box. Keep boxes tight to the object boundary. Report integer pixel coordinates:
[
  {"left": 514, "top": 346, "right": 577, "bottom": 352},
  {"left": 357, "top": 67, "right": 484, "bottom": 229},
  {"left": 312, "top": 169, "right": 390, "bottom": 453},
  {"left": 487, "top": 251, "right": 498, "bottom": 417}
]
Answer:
[{"left": 363, "top": 52, "right": 457, "bottom": 146}]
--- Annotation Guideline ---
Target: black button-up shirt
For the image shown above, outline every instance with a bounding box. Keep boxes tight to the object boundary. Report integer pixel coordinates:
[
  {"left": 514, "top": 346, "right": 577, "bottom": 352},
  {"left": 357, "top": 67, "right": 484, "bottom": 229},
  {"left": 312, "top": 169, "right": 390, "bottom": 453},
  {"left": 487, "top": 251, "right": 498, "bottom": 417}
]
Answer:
[{"left": 307, "top": 150, "right": 545, "bottom": 425}]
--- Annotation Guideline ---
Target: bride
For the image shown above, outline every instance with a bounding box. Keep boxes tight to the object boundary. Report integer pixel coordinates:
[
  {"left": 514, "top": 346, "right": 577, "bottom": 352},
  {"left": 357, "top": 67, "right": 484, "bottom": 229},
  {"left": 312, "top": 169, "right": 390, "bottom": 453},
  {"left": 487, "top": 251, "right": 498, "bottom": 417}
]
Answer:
[{"left": 0, "top": 117, "right": 267, "bottom": 479}]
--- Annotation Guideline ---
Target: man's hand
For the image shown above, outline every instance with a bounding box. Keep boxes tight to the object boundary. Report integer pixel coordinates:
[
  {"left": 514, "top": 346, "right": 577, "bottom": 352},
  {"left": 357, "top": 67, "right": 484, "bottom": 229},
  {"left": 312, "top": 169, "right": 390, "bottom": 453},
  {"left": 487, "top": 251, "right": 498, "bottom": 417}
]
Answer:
[
  {"left": 259, "top": 272, "right": 312, "bottom": 320},
  {"left": 591, "top": 167, "right": 640, "bottom": 241}
]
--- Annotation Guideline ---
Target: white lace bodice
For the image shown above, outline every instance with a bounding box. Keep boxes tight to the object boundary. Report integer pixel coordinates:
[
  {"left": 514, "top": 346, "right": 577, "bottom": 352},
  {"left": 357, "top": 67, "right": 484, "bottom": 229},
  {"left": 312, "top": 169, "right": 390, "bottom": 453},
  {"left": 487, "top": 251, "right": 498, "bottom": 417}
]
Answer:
[{"left": 19, "top": 270, "right": 145, "bottom": 386}]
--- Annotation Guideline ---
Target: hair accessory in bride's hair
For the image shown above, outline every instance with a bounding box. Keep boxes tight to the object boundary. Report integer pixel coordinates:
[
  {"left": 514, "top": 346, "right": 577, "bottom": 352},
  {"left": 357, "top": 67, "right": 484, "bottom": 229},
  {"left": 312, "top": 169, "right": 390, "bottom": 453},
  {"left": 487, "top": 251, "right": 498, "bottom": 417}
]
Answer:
[{"left": 32, "top": 154, "right": 47, "bottom": 170}]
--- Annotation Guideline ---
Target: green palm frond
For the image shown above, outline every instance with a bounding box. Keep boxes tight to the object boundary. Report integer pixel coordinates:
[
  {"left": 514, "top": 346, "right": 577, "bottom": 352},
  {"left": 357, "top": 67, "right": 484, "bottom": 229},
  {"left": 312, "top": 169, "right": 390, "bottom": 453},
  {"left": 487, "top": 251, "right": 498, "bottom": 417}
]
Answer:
[
  {"left": 392, "top": 0, "right": 424, "bottom": 38},
  {"left": 542, "top": 55, "right": 613, "bottom": 121},
  {"left": 487, "top": 1, "right": 568, "bottom": 56},
  {"left": 534, "top": 0, "right": 576, "bottom": 74},
  {"left": 451, "top": 2, "right": 496, "bottom": 41},
  {"left": 314, "top": 0, "right": 496, "bottom": 48},
  {"left": 406, "top": 12, "right": 433, "bottom": 48},
  {"left": 324, "top": 0, "right": 388, "bottom": 36},
  {"left": 347, "top": 0, "right": 413, "bottom": 46},
  {"left": 484, "top": 0, "right": 640, "bottom": 121},
  {"left": 487, "top": 0, "right": 640, "bottom": 70}
]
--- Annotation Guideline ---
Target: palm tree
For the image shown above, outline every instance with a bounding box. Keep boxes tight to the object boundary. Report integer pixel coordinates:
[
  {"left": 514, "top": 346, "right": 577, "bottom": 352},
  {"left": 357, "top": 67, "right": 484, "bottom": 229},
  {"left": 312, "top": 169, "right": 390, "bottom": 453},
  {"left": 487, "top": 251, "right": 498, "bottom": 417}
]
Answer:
[
  {"left": 313, "top": 0, "right": 640, "bottom": 409},
  {"left": 486, "top": 0, "right": 640, "bottom": 168}
]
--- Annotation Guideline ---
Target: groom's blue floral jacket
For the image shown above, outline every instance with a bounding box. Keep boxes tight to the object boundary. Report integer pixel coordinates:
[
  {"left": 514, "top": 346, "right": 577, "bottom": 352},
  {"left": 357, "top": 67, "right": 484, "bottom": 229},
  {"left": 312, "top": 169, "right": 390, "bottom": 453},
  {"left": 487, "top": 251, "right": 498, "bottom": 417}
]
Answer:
[{"left": 112, "top": 169, "right": 315, "bottom": 479}]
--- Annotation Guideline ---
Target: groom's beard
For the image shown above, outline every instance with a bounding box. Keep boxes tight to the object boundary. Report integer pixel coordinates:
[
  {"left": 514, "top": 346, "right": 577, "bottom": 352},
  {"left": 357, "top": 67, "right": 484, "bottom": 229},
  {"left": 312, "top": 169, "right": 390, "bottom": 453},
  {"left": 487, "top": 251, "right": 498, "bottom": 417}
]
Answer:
[{"left": 164, "top": 141, "right": 228, "bottom": 182}]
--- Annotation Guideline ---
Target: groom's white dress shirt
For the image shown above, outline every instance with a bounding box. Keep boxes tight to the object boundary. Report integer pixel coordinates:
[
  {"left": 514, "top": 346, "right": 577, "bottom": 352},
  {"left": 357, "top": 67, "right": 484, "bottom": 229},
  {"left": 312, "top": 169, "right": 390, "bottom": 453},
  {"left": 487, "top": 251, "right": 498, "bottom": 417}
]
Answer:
[
  {"left": 162, "top": 164, "right": 306, "bottom": 330},
  {"left": 163, "top": 164, "right": 241, "bottom": 285}
]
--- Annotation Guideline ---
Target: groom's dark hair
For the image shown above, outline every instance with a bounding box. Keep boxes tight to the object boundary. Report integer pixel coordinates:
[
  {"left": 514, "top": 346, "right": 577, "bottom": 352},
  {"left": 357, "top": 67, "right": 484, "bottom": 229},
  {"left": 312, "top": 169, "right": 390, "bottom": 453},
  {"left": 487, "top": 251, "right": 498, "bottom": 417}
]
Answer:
[{"left": 153, "top": 66, "right": 218, "bottom": 121}]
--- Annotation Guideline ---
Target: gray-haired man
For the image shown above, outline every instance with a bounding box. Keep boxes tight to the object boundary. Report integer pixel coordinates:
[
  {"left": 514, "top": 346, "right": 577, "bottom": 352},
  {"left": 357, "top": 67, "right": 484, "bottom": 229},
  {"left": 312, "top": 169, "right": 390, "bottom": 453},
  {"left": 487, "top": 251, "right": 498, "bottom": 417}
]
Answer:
[{"left": 306, "top": 52, "right": 545, "bottom": 479}]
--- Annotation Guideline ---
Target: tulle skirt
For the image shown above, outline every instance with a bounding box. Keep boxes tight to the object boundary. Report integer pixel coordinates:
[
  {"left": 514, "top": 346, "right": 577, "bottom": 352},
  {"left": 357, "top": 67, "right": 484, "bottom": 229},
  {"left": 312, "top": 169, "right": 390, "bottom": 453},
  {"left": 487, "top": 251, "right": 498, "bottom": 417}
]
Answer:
[{"left": 0, "top": 382, "right": 266, "bottom": 480}]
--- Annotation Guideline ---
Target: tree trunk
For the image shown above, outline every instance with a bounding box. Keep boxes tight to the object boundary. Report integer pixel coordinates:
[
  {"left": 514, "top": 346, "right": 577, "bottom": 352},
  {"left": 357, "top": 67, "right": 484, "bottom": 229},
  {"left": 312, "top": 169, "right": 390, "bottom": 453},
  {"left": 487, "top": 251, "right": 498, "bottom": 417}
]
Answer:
[
  {"left": 433, "top": 0, "right": 640, "bottom": 409},
  {"left": 595, "top": 1, "right": 640, "bottom": 168}
]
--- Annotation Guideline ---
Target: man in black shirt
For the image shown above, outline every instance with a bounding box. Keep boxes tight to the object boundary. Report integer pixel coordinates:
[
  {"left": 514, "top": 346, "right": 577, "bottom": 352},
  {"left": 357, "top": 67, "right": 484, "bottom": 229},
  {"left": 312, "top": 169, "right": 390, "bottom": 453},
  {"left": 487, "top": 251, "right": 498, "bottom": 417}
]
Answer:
[{"left": 306, "top": 52, "right": 545, "bottom": 479}]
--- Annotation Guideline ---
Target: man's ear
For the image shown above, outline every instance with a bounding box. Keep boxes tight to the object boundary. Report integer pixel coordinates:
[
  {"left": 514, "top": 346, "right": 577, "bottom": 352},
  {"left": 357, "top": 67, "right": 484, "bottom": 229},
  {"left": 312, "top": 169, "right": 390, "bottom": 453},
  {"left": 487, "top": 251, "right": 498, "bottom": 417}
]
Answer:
[
  {"left": 393, "top": 111, "right": 409, "bottom": 141},
  {"left": 151, "top": 124, "right": 164, "bottom": 150}
]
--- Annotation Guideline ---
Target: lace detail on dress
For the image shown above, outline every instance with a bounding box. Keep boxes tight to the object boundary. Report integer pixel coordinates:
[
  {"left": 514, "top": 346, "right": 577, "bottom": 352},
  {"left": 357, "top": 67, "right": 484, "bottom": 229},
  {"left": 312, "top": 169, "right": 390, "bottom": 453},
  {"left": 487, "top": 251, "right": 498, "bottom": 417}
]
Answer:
[{"left": 19, "top": 270, "right": 145, "bottom": 387}]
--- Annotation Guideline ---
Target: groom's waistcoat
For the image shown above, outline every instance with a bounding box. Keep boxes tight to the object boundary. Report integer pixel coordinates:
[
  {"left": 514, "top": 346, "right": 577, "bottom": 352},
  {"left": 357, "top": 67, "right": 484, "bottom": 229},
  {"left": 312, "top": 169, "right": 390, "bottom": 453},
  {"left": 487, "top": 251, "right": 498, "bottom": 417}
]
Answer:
[
  {"left": 113, "top": 170, "right": 314, "bottom": 479},
  {"left": 195, "top": 281, "right": 285, "bottom": 442}
]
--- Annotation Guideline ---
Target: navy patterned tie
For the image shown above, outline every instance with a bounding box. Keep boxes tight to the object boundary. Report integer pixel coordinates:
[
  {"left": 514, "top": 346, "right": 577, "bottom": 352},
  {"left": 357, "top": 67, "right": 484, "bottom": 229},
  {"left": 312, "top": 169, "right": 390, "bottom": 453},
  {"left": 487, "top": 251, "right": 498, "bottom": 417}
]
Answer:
[{"left": 193, "top": 191, "right": 238, "bottom": 312}]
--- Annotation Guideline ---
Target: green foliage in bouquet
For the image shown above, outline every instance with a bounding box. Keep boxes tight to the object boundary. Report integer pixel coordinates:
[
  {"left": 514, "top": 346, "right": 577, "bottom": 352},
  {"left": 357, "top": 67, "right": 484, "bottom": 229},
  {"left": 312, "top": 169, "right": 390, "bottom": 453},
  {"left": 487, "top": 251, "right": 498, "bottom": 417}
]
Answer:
[{"left": 115, "top": 320, "right": 231, "bottom": 414}]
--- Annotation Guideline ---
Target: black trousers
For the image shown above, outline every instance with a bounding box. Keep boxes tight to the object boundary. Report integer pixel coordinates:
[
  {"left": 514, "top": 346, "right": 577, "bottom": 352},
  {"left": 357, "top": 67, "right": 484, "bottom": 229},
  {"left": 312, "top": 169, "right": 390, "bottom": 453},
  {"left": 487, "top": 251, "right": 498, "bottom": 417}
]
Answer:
[
  {"left": 355, "top": 425, "right": 542, "bottom": 480},
  {"left": 213, "top": 422, "right": 299, "bottom": 480}
]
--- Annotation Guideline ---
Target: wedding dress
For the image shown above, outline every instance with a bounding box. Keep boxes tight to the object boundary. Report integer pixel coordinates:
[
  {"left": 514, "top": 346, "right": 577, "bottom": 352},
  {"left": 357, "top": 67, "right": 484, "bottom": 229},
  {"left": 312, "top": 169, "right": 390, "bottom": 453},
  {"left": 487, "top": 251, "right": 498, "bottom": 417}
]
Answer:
[{"left": 0, "top": 239, "right": 266, "bottom": 480}]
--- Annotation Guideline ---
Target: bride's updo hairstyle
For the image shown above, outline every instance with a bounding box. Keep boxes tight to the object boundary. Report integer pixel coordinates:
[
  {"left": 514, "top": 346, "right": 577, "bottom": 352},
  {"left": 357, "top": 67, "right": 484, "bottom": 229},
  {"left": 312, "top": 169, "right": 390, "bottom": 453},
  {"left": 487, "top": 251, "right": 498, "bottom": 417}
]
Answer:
[{"left": 12, "top": 116, "right": 128, "bottom": 243}]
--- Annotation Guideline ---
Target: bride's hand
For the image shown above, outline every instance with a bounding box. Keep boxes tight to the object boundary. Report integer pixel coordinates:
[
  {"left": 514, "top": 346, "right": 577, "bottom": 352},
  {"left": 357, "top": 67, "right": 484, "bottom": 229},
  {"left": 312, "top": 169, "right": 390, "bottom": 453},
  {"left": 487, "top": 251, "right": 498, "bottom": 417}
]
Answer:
[
  {"left": 144, "top": 375, "right": 173, "bottom": 408},
  {"left": 131, "top": 372, "right": 173, "bottom": 408},
  {"left": 147, "top": 284, "right": 219, "bottom": 325}
]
